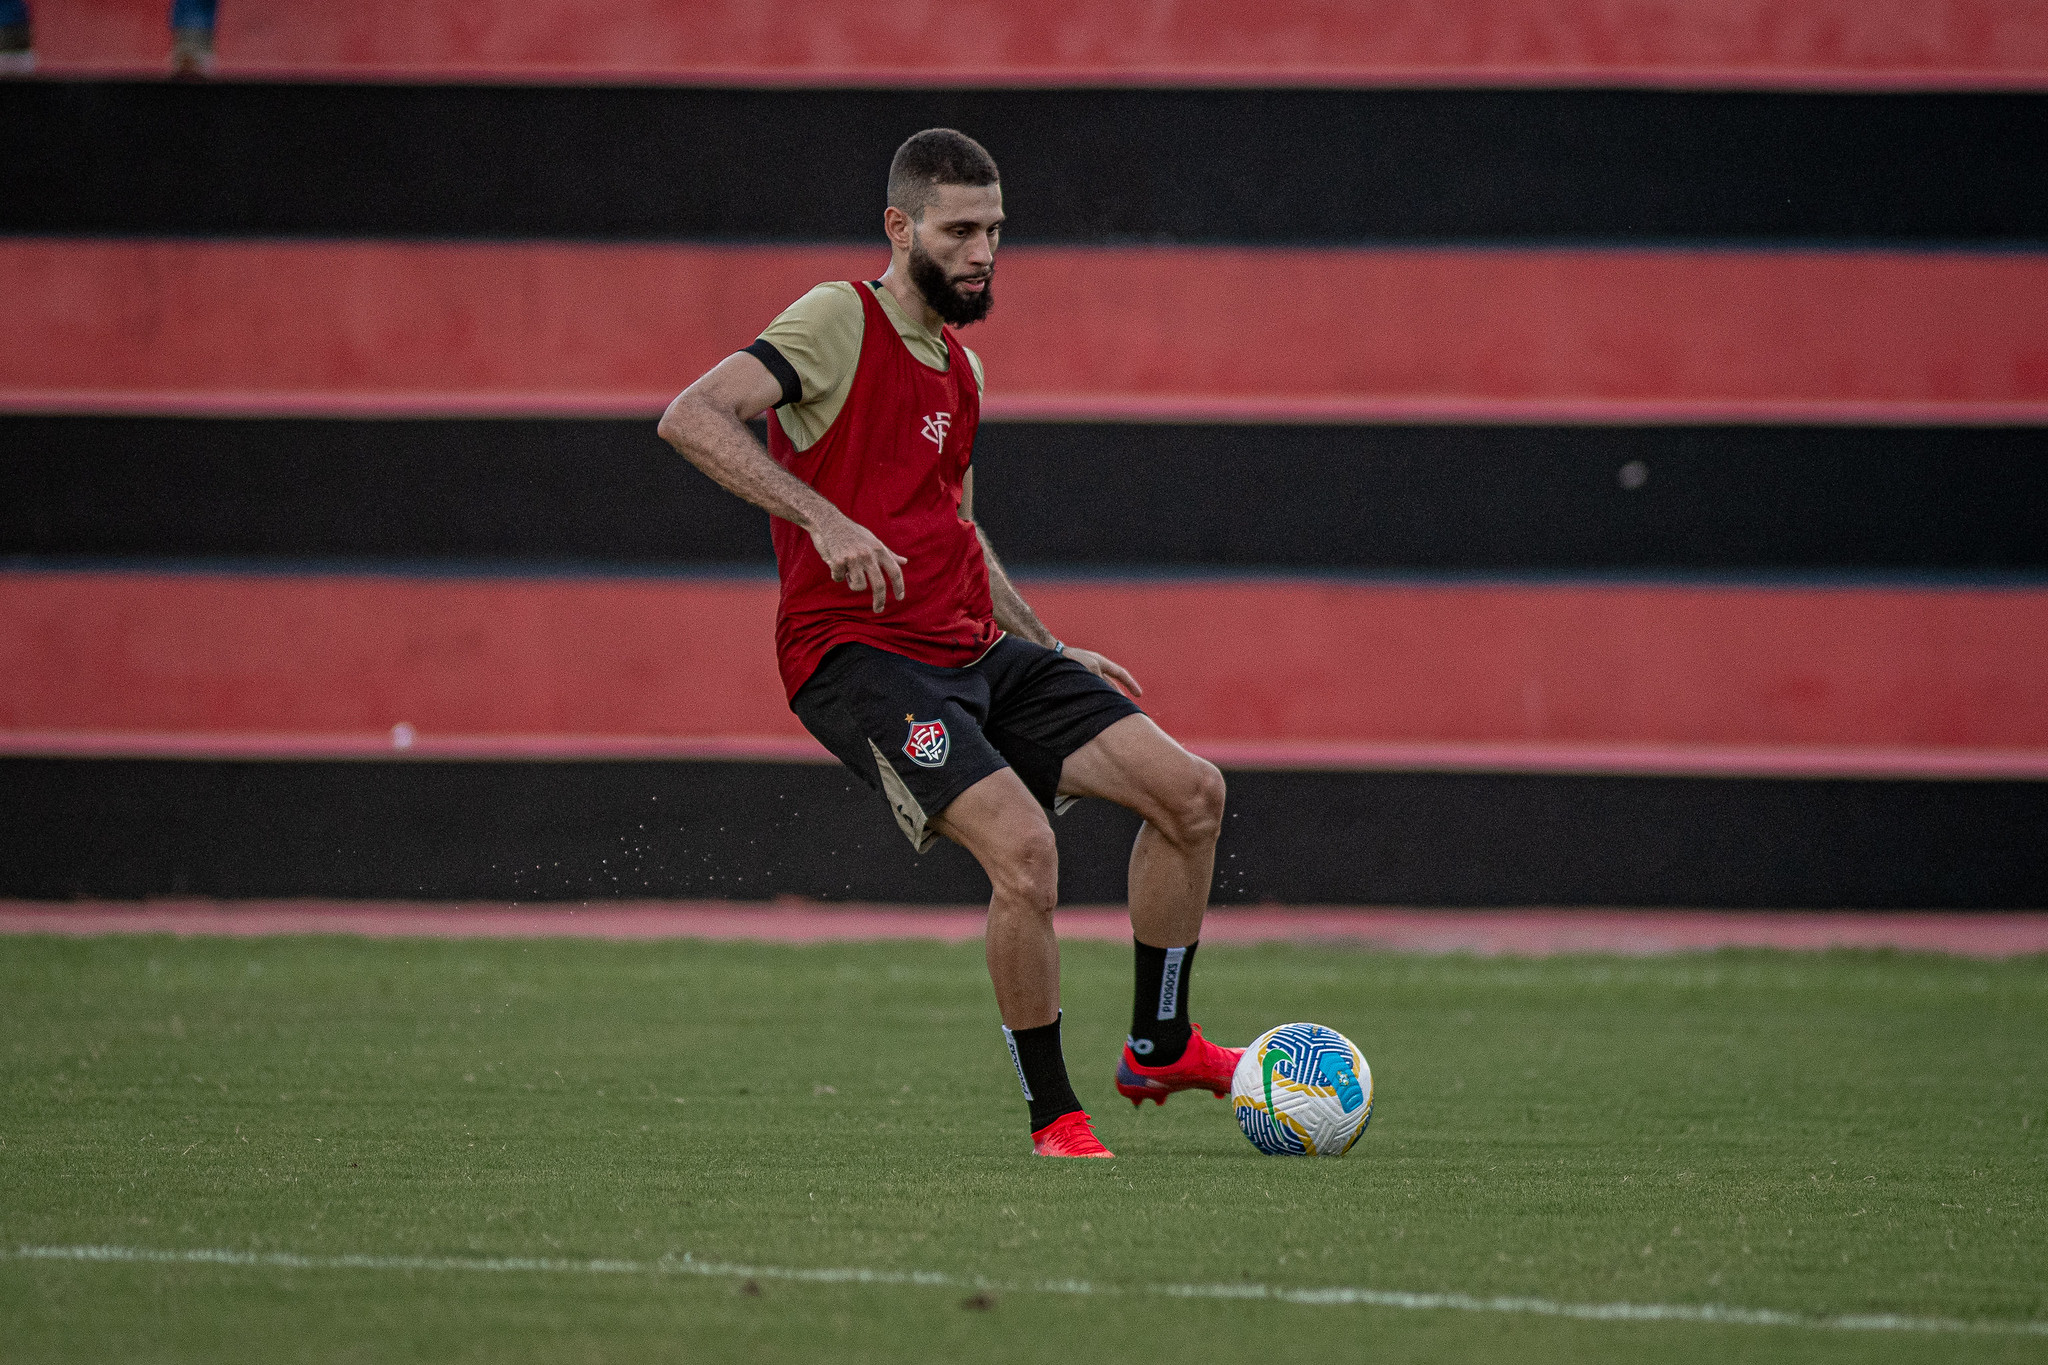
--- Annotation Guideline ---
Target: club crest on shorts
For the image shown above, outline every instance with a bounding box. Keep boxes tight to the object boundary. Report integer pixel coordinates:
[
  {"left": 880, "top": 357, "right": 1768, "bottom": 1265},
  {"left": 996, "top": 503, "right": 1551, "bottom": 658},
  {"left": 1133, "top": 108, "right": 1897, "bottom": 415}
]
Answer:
[{"left": 903, "top": 717, "right": 950, "bottom": 768}]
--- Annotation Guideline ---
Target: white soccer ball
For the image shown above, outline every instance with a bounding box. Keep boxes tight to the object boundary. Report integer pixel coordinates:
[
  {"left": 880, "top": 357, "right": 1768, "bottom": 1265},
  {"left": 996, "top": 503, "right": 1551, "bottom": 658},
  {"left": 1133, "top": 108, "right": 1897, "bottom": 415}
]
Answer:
[{"left": 1230, "top": 1022, "right": 1372, "bottom": 1157}]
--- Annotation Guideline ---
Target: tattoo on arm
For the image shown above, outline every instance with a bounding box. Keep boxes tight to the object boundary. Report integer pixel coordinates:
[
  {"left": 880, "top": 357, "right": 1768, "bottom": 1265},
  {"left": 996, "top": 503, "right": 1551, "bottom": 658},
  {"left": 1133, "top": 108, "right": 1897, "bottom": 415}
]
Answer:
[{"left": 976, "top": 526, "right": 1057, "bottom": 646}]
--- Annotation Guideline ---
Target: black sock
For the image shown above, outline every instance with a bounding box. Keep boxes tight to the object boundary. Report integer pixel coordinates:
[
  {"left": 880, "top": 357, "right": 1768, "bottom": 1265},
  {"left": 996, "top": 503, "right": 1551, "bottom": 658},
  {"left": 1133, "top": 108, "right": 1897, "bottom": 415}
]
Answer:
[
  {"left": 1003, "top": 1014, "right": 1084, "bottom": 1131},
  {"left": 1128, "top": 938, "right": 1197, "bottom": 1066}
]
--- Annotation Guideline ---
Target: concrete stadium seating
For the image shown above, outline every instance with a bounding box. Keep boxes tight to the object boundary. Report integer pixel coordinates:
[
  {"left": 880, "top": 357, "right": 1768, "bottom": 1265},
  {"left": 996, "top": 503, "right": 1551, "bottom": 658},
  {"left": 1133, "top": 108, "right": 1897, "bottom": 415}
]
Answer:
[
  {"left": 6, "top": 573, "right": 2045, "bottom": 773},
  {"left": 5, "top": 4, "right": 2044, "bottom": 904},
  {"left": 8, "top": 240, "right": 2046, "bottom": 422}
]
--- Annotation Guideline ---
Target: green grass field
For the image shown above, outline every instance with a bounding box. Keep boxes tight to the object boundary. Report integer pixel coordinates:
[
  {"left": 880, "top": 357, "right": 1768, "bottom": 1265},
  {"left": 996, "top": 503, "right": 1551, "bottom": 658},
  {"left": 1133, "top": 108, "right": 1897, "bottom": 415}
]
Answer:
[{"left": 3, "top": 933, "right": 2045, "bottom": 1363}]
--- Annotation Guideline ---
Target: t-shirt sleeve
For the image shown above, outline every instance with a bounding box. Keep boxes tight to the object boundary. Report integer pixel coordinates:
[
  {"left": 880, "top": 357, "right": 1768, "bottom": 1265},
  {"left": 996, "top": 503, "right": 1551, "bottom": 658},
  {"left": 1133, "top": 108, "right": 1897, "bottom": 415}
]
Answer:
[
  {"left": 753, "top": 282, "right": 864, "bottom": 412},
  {"left": 963, "top": 345, "right": 985, "bottom": 394}
]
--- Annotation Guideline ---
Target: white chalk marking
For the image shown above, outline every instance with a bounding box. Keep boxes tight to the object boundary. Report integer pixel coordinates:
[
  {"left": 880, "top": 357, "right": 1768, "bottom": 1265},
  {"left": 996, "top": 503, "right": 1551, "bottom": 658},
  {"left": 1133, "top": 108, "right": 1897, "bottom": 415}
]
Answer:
[{"left": 7, "top": 1243, "right": 2045, "bottom": 1337}]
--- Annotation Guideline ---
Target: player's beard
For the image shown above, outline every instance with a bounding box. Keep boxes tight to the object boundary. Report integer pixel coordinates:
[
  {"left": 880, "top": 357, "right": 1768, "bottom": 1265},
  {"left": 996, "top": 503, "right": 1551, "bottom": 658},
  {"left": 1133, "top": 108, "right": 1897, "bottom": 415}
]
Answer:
[{"left": 908, "top": 235, "right": 994, "bottom": 326}]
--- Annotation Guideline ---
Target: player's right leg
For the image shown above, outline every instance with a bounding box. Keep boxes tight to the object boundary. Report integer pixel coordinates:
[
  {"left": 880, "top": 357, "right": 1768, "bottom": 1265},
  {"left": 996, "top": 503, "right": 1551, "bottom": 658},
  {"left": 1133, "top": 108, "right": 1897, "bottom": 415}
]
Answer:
[
  {"left": 931, "top": 771, "right": 1110, "bottom": 1157},
  {"left": 788, "top": 643, "right": 1108, "bottom": 1156}
]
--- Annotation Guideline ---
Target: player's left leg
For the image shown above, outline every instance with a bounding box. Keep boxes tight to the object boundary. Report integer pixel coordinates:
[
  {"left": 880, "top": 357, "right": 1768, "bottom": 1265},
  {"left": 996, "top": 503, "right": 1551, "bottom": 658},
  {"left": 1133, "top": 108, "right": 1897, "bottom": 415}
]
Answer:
[
  {"left": 927, "top": 769, "right": 1109, "bottom": 1156},
  {"left": 1058, "top": 713, "right": 1224, "bottom": 951},
  {"left": 1057, "top": 715, "right": 1243, "bottom": 1104}
]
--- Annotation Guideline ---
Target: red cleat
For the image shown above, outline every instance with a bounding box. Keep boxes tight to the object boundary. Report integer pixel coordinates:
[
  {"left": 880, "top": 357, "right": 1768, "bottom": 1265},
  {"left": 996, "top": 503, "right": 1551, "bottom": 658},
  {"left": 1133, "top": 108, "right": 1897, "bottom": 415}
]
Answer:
[
  {"left": 1115, "top": 1023, "right": 1243, "bottom": 1107},
  {"left": 1032, "top": 1110, "right": 1114, "bottom": 1157}
]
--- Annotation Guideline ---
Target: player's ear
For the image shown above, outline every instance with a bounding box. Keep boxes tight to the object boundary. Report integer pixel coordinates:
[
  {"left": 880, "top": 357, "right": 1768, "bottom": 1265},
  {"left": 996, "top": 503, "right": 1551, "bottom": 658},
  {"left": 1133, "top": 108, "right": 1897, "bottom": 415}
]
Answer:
[{"left": 883, "top": 205, "right": 914, "bottom": 250}]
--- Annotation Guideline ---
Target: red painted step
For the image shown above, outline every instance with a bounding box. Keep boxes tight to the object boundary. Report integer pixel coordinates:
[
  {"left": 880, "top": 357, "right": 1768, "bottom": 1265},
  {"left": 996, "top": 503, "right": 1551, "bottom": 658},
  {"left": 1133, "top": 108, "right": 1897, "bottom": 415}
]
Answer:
[
  {"left": 7, "top": 240, "right": 2047, "bottom": 423},
  {"left": 26, "top": 0, "right": 2048, "bottom": 89},
  {"left": 5, "top": 572, "right": 2045, "bottom": 774}
]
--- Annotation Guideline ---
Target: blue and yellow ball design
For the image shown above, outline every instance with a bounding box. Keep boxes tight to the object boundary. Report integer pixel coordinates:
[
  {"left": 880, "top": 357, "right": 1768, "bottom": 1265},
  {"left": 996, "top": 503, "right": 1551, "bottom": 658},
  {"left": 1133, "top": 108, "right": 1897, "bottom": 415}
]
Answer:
[{"left": 1230, "top": 1022, "right": 1373, "bottom": 1157}]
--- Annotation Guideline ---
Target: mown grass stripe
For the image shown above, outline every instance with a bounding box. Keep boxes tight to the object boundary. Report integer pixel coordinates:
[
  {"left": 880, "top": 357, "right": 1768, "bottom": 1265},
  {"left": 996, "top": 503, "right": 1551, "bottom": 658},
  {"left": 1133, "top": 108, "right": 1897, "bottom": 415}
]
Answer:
[{"left": 10, "top": 1244, "right": 2045, "bottom": 1337}]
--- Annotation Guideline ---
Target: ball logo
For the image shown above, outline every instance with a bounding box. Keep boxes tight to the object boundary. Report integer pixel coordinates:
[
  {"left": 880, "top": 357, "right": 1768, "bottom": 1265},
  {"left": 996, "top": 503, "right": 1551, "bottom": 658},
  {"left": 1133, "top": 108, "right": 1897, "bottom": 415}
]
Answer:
[
  {"left": 903, "top": 718, "right": 950, "bottom": 768},
  {"left": 920, "top": 412, "right": 952, "bottom": 451},
  {"left": 1260, "top": 1045, "right": 1288, "bottom": 1118},
  {"left": 1318, "top": 1050, "right": 1366, "bottom": 1113}
]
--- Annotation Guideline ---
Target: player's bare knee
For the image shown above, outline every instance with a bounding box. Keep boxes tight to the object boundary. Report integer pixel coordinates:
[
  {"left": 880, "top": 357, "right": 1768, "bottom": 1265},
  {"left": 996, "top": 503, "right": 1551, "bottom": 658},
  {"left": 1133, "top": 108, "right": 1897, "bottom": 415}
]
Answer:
[
  {"left": 1158, "top": 759, "right": 1226, "bottom": 849},
  {"left": 988, "top": 820, "right": 1060, "bottom": 912}
]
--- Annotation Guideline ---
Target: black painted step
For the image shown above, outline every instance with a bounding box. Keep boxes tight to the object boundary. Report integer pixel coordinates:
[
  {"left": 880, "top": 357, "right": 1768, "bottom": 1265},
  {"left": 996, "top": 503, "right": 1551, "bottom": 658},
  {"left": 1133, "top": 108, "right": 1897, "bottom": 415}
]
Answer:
[
  {"left": 6, "top": 415, "right": 2045, "bottom": 573},
  {"left": 3, "top": 757, "right": 2041, "bottom": 907},
  {"left": 6, "top": 83, "right": 2045, "bottom": 243}
]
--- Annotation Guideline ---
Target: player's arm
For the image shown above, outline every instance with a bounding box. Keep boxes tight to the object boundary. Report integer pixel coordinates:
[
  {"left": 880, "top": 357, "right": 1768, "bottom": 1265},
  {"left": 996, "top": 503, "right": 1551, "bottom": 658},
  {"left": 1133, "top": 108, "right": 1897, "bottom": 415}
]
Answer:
[
  {"left": 961, "top": 468, "right": 1143, "bottom": 698},
  {"left": 657, "top": 353, "right": 906, "bottom": 612}
]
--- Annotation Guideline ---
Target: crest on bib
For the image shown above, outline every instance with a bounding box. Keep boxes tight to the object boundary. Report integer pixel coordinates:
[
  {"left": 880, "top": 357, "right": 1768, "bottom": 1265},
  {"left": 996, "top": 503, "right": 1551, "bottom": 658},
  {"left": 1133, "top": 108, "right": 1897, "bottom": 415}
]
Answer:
[{"left": 903, "top": 718, "right": 950, "bottom": 768}]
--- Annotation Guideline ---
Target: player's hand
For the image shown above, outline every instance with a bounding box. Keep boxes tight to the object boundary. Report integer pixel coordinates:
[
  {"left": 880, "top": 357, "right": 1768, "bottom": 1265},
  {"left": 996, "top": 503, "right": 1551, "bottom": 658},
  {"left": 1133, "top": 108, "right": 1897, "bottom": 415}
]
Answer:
[
  {"left": 1062, "top": 646, "right": 1142, "bottom": 698},
  {"left": 810, "top": 514, "right": 908, "bottom": 613}
]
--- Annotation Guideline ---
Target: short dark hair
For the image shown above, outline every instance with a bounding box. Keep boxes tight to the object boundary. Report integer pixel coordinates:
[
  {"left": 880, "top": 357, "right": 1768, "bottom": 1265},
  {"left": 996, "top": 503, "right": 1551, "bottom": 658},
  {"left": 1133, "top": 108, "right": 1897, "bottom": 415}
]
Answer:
[{"left": 887, "top": 128, "right": 999, "bottom": 221}]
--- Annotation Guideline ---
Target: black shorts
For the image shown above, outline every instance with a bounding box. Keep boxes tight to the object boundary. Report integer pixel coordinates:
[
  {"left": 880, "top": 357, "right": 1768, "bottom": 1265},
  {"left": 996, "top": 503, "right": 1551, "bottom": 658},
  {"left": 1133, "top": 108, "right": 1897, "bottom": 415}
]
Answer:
[{"left": 791, "top": 635, "right": 1143, "bottom": 852}]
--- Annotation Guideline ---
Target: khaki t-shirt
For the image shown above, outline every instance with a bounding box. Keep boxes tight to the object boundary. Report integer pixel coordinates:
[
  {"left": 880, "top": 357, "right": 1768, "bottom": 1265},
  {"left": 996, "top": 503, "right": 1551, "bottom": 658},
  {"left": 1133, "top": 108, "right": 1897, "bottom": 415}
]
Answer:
[{"left": 757, "top": 280, "right": 985, "bottom": 452}]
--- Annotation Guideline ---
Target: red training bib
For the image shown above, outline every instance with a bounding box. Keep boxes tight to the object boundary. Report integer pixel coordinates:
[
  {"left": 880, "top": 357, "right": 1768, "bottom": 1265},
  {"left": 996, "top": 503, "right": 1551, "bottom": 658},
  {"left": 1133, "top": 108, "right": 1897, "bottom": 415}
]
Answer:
[{"left": 767, "top": 282, "right": 997, "bottom": 699}]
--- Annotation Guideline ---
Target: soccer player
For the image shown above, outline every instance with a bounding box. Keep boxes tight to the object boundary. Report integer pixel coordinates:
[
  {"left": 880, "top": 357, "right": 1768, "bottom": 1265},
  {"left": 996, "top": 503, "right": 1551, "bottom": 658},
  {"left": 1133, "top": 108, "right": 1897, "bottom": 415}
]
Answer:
[{"left": 657, "top": 129, "right": 1238, "bottom": 1157}]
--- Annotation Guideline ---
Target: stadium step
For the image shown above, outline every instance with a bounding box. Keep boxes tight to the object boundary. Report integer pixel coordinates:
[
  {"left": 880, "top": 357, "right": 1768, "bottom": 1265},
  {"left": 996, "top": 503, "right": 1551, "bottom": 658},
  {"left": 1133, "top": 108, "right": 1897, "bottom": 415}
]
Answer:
[
  {"left": 23, "top": 0, "right": 2048, "bottom": 86},
  {"left": 7, "top": 240, "right": 2047, "bottom": 423},
  {"left": 5, "top": 571, "right": 2046, "bottom": 766}
]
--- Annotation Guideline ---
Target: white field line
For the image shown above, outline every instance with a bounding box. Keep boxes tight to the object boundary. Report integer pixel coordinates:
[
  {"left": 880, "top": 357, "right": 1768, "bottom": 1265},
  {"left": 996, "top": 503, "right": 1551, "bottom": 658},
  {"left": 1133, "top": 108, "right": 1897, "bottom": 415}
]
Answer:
[{"left": 7, "top": 1243, "right": 2047, "bottom": 1337}]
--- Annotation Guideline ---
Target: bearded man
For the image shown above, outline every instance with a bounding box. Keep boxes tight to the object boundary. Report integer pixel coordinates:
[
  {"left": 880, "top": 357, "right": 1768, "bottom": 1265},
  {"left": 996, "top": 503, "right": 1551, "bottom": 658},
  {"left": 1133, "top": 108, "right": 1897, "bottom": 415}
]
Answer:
[{"left": 657, "top": 128, "right": 1235, "bottom": 1157}]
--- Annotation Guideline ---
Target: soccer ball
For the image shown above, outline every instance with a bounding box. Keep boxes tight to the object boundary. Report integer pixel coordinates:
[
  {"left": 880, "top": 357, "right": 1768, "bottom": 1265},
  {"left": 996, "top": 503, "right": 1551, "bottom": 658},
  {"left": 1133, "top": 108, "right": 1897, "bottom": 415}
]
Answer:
[{"left": 1230, "top": 1022, "right": 1372, "bottom": 1157}]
